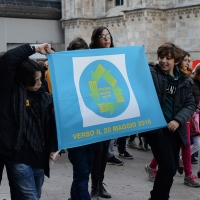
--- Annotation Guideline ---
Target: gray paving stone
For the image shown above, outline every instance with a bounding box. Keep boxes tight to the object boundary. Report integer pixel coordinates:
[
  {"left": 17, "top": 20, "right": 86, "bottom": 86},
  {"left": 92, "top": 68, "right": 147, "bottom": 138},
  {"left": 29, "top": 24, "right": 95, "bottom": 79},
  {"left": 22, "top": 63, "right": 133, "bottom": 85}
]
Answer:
[{"left": 1, "top": 137, "right": 200, "bottom": 200}]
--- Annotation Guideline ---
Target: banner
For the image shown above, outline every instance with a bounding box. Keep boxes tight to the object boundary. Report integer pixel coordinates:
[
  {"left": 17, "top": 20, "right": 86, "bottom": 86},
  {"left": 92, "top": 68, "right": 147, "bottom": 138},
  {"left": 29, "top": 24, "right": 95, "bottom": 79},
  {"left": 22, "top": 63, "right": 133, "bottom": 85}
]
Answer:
[{"left": 47, "top": 46, "right": 167, "bottom": 150}]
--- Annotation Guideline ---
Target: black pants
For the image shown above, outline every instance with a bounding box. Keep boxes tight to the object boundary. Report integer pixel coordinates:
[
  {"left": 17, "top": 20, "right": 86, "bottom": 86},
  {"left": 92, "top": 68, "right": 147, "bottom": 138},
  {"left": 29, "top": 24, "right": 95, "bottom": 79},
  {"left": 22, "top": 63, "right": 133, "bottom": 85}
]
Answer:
[
  {"left": 118, "top": 133, "right": 147, "bottom": 152},
  {"left": 129, "top": 133, "right": 145, "bottom": 144},
  {"left": 91, "top": 140, "right": 110, "bottom": 188},
  {"left": 0, "top": 155, "right": 4, "bottom": 183},
  {"left": 146, "top": 128, "right": 181, "bottom": 200},
  {"left": 68, "top": 144, "right": 95, "bottom": 200},
  {"left": 117, "top": 136, "right": 126, "bottom": 153}
]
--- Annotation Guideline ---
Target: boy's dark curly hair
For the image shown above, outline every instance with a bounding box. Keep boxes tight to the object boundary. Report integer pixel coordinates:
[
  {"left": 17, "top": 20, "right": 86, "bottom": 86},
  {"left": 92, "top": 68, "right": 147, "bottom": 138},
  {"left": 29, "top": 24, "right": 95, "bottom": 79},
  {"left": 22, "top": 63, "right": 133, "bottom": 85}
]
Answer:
[
  {"left": 67, "top": 37, "right": 89, "bottom": 50},
  {"left": 16, "top": 58, "right": 45, "bottom": 87},
  {"left": 157, "top": 42, "right": 183, "bottom": 63}
]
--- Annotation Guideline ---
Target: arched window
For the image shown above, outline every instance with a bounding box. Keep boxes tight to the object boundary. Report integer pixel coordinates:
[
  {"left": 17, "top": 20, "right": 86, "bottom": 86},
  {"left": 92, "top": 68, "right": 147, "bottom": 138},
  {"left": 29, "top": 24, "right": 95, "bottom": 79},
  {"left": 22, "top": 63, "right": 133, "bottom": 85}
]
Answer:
[{"left": 116, "top": 0, "right": 123, "bottom": 6}]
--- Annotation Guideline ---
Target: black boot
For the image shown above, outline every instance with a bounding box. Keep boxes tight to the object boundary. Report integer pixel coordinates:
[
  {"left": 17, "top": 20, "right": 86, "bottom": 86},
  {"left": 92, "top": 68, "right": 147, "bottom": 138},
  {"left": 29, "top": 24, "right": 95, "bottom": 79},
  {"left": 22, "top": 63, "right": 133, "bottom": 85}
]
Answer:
[
  {"left": 91, "top": 179, "right": 99, "bottom": 200},
  {"left": 90, "top": 189, "right": 99, "bottom": 200},
  {"left": 98, "top": 183, "right": 111, "bottom": 199}
]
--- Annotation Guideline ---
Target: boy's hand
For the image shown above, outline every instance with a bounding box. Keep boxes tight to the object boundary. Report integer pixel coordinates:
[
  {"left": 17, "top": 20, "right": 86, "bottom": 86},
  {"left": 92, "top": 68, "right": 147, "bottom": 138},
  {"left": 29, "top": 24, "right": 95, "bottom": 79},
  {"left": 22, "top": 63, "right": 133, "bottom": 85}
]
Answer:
[
  {"left": 50, "top": 151, "right": 61, "bottom": 162},
  {"left": 167, "top": 120, "right": 180, "bottom": 132},
  {"left": 35, "top": 43, "right": 51, "bottom": 55}
]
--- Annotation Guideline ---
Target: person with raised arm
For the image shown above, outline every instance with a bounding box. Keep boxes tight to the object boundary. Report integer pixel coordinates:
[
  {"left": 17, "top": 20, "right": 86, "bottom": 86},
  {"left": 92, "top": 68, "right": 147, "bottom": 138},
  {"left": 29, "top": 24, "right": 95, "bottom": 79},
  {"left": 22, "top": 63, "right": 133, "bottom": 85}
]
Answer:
[{"left": 0, "top": 43, "right": 60, "bottom": 200}]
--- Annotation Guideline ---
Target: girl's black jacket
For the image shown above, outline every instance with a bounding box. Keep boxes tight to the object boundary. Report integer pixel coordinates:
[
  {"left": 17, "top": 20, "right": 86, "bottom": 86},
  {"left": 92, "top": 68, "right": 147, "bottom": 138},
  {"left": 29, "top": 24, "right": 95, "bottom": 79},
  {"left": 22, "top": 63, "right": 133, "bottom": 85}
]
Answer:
[
  {"left": 0, "top": 44, "right": 58, "bottom": 177},
  {"left": 149, "top": 64, "right": 196, "bottom": 147}
]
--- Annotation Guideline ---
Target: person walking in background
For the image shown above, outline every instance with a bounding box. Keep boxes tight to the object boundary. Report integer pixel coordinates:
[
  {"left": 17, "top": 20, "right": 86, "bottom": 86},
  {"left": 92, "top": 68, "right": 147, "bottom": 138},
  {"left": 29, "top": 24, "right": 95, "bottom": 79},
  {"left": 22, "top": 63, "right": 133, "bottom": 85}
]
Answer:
[
  {"left": 177, "top": 51, "right": 199, "bottom": 186},
  {"left": 89, "top": 26, "right": 114, "bottom": 200},
  {"left": 40, "top": 48, "right": 67, "bottom": 155},
  {"left": 66, "top": 37, "right": 96, "bottom": 200},
  {"left": 117, "top": 136, "right": 134, "bottom": 159},
  {"left": 191, "top": 64, "right": 200, "bottom": 178},
  {"left": 127, "top": 135, "right": 138, "bottom": 149},
  {"left": 145, "top": 43, "right": 195, "bottom": 200},
  {"left": 43, "top": 47, "right": 56, "bottom": 94},
  {"left": 107, "top": 139, "right": 124, "bottom": 166},
  {"left": 37, "top": 60, "right": 50, "bottom": 93},
  {"left": 127, "top": 133, "right": 149, "bottom": 151}
]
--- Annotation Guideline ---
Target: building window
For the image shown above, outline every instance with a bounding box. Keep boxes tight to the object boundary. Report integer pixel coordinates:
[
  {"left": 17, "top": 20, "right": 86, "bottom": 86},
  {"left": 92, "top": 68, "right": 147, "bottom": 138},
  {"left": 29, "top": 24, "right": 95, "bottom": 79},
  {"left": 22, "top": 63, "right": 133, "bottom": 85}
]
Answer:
[{"left": 116, "top": 0, "right": 123, "bottom": 6}]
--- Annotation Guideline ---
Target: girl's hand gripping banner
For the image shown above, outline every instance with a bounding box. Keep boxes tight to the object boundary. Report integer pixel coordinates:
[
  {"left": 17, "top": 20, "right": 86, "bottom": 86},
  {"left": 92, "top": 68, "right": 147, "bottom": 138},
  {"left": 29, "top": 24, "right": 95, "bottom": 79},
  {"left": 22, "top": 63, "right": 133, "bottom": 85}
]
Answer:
[{"left": 47, "top": 46, "right": 167, "bottom": 150}]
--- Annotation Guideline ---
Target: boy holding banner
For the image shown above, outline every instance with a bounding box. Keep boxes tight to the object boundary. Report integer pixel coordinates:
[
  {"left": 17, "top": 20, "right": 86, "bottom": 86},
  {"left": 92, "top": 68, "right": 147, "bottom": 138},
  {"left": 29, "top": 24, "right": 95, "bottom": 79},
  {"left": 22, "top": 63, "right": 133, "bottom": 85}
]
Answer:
[
  {"left": 66, "top": 37, "right": 96, "bottom": 200},
  {"left": 0, "top": 43, "right": 60, "bottom": 199},
  {"left": 146, "top": 42, "right": 195, "bottom": 200}
]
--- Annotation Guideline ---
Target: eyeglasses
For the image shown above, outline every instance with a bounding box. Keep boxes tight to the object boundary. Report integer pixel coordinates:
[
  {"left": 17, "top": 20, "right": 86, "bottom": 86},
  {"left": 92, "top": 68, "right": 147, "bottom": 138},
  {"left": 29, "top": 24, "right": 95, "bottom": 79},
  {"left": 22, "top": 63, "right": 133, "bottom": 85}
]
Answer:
[
  {"left": 99, "top": 34, "right": 111, "bottom": 40},
  {"left": 183, "top": 58, "right": 191, "bottom": 63}
]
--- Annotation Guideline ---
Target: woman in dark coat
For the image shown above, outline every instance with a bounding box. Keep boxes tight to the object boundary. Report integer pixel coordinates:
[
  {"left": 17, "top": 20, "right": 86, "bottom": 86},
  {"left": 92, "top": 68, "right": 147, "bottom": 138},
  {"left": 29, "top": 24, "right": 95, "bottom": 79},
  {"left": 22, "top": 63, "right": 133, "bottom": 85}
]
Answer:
[{"left": 89, "top": 26, "right": 114, "bottom": 200}]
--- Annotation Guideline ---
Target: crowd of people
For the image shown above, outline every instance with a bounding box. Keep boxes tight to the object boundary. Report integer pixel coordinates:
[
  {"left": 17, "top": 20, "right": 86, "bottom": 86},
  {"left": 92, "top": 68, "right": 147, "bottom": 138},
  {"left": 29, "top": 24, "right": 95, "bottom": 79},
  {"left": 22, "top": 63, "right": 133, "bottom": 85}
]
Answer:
[{"left": 0, "top": 26, "right": 200, "bottom": 200}]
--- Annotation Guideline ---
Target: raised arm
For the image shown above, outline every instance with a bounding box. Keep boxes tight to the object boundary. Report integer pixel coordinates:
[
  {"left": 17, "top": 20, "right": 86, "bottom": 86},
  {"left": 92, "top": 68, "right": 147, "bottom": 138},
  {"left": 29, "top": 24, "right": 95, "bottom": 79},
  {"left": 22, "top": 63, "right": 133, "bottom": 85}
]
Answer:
[{"left": 0, "top": 43, "right": 50, "bottom": 92}]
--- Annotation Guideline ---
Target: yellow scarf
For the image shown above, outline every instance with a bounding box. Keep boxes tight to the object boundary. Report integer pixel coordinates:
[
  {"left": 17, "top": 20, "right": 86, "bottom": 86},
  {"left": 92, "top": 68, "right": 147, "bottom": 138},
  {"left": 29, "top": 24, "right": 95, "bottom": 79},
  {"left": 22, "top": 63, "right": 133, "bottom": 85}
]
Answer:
[
  {"left": 180, "top": 69, "right": 191, "bottom": 76},
  {"left": 46, "top": 68, "right": 52, "bottom": 94}
]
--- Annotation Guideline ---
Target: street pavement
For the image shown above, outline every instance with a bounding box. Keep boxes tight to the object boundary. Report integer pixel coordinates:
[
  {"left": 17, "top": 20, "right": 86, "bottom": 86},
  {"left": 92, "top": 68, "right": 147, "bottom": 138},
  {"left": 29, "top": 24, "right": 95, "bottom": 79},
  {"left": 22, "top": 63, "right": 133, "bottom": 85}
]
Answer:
[{"left": 1, "top": 137, "right": 200, "bottom": 200}]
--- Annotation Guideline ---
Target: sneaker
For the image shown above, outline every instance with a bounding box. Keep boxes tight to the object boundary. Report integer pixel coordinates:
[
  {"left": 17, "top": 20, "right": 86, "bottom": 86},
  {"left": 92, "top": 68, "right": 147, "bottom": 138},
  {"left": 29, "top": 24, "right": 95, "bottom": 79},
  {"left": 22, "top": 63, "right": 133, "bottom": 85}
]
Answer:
[
  {"left": 193, "top": 152, "right": 198, "bottom": 157},
  {"left": 197, "top": 172, "right": 200, "bottom": 178},
  {"left": 184, "top": 175, "right": 200, "bottom": 187},
  {"left": 191, "top": 155, "right": 198, "bottom": 164},
  {"left": 137, "top": 142, "right": 143, "bottom": 150},
  {"left": 127, "top": 139, "right": 138, "bottom": 149},
  {"left": 141, "top": 137, "right": 149, "bottom": 151},
  {"left": 145, "top": 164, "right": 157, "bottom": 182},
  {"left": 119, "top": 150, "right": 134, "bottom": 159},
  {"left": 107, "top": 156, "right": 124, "bottom": 166}
]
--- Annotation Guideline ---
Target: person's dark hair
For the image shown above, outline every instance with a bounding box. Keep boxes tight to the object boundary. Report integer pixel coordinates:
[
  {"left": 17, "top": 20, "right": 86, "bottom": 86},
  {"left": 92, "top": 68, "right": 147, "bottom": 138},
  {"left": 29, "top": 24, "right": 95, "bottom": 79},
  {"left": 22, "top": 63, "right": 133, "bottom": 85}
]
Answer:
[
  {"left": 67, "top": 37, "right": 89, "bottom": 50},
  {"left": 157, "top": 42, "right": 183, "bottom": 63},
  {"left": 89, "top": 26, "right": 114, "bottom": 49},
  {"left": 0, "top": 51, "right": 6, "bottom": 58},
  {"left": 37, "top": 60, "right": 47, "bottom": 72},
  {"left": 194, "top": 64, "right": 200, "bottom": 76},
  {"left": 37, "top": 60, "right": 45, "bottom": 67},
  {"left": 0, "top": 52, "right": 6, "bottom": 62},
  {"left": 16, "top": 58, "right": 44, "bottom": 87},
  {"left": 148, "top": 62, "right": 155, "bottom": 67},
  {"left": 51, "top": 47, "right": 56, "bottom": 52},
  {"left": 177, "top": 50, "right": 190, "bottom": 68},
  {"left": 182, "top": 50, "right": 190, "bottom": 58}
]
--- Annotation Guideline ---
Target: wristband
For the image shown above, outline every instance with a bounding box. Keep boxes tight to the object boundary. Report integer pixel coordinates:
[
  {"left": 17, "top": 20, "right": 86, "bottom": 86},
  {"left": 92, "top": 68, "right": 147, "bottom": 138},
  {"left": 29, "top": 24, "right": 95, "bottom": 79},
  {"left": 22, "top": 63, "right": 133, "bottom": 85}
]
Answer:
[{"left": 31, "top": 46, "right": 36, "bottom": 53}]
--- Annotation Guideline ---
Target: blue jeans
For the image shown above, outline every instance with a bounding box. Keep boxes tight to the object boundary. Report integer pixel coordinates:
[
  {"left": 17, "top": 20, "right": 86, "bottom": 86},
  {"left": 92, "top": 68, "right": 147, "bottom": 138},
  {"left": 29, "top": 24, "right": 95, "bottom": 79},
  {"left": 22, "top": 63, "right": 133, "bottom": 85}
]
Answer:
[
  {"left": 68, "top": 143, "right": 95, "bottom": 200},
  {"left": 7, "top": 159, "right": 44, "bottom": 200},
  {"left": 0, "top": 155, "right": 20, "bottom": 200}
]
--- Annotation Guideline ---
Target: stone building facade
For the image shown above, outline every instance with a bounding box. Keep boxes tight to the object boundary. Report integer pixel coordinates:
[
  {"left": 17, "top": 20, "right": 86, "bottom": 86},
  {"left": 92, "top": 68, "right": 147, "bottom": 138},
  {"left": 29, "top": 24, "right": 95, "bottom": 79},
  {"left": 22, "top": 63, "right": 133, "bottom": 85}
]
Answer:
[{"left": 61, "top": 0, "right": 200, "bottom": 62}]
